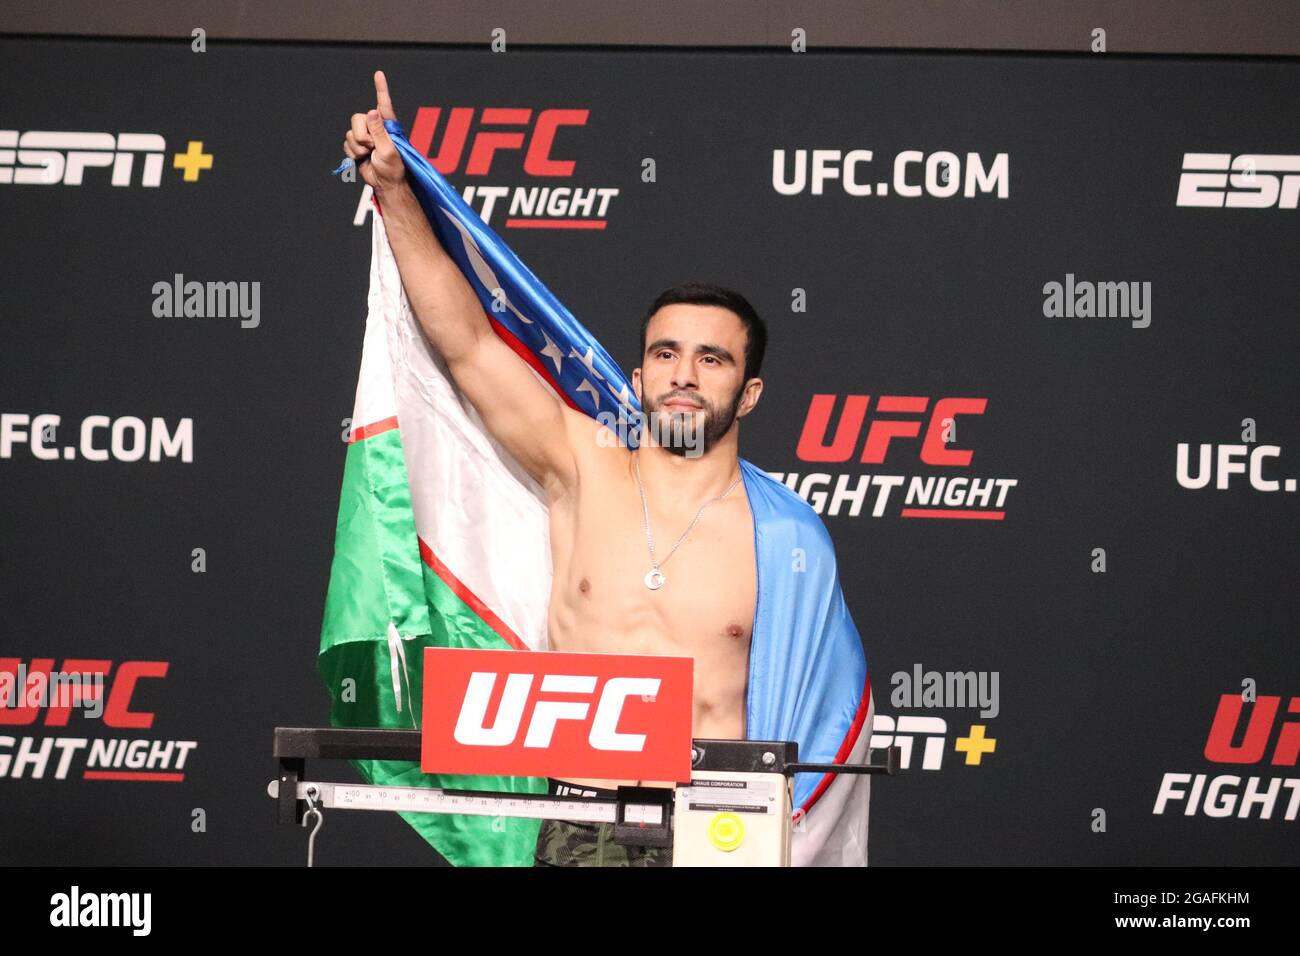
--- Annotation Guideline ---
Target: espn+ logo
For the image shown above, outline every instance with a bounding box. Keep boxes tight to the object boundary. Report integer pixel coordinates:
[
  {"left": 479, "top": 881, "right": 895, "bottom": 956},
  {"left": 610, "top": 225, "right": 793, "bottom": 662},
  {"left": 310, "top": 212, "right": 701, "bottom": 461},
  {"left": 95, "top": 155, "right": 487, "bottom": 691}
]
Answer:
[{"left": 0, "top": 131, "right": 212, "bottom": 187}]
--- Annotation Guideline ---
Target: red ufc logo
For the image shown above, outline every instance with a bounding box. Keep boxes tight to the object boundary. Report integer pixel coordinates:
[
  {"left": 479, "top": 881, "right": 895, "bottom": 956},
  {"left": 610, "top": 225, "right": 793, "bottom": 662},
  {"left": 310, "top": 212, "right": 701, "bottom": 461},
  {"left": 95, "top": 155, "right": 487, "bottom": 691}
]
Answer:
[
  {"left": 420, "top": 647, "right": 693, "bottom": 780},
  {"left": 1204, "top": 693, "right": 1300, "bottom": 767},
  {"left": 796, "top": 394, "right": 987, "bottom": 466},
  {"left": 408, "top": 107, "right": 589, "bottom": 176},
  {"left": 0, "top": 658, "right": 167, "bottom": 728}
]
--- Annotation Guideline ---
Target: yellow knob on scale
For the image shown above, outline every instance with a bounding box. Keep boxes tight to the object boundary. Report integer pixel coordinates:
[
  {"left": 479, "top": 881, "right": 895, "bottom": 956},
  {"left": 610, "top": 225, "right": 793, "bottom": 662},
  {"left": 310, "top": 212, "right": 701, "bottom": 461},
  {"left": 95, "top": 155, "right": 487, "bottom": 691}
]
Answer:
[{"left": 707, "top": 812, "right": 745, "bottom": 851}]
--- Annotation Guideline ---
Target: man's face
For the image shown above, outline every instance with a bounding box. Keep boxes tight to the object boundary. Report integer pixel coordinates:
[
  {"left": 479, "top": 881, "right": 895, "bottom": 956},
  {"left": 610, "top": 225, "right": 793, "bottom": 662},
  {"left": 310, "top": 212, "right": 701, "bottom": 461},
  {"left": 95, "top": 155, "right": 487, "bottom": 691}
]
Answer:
[{"left": 633, "top": 304, "right": 759, "bottom": 457}]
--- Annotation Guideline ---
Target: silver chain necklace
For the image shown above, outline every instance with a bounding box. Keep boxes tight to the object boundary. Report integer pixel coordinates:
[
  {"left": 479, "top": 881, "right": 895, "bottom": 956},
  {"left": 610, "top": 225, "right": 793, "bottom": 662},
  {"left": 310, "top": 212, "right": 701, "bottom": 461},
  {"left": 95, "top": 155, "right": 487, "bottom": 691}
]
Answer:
[{"left": 634, "top": 449, "right": 742, "bottom": 590}]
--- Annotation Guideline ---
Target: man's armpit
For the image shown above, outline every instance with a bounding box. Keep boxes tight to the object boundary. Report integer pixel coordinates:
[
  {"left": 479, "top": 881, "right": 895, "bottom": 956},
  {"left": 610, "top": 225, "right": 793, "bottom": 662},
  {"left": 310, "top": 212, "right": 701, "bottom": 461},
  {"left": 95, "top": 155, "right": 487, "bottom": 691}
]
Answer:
[{"left": 558, "top": 403, "right": 625, "bottom": 488}]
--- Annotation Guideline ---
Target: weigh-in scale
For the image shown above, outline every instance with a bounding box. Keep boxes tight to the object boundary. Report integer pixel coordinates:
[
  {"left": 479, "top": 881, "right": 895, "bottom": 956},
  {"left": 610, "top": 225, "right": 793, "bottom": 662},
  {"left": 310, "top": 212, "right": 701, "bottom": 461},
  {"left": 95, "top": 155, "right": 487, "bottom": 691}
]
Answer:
[{"left": 268, "top": 727, "right": 899, "bottom": 866}]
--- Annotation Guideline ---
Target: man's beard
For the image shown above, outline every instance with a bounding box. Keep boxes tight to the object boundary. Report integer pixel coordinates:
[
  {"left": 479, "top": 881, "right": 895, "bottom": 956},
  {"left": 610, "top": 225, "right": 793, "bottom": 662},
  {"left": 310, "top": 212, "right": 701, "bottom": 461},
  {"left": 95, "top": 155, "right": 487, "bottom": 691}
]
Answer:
[{"left": 643, "top": 384, "right": 744, "bottom": 458}]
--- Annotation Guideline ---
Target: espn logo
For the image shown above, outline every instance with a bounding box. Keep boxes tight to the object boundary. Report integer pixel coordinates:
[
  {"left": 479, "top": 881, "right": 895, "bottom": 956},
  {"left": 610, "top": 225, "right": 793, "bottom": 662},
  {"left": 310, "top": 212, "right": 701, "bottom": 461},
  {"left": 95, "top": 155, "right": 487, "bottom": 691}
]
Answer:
[
  {"left": 0, "top": 131, "right": 167, "bottom": 187},
  {"left": 421, "top": 647, "right": 693, "bottom": 780},
  {"left": 1176, "top": 153, "right": 1300, "bottom": 209},
  {"left": 869, "top": 715, "right": 948, "bottom": 770}
]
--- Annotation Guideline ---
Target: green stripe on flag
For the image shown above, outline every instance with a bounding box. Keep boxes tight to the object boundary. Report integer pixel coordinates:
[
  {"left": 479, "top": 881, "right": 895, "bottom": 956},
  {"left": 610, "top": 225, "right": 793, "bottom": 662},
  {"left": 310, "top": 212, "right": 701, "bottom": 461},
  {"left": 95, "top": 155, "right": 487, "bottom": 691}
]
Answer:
[
  {"left": 320, "top": 426, "right": 430, "bottom": 652},
  {"left": 318, "top": 428, "right": 546, "bottom": 867}
]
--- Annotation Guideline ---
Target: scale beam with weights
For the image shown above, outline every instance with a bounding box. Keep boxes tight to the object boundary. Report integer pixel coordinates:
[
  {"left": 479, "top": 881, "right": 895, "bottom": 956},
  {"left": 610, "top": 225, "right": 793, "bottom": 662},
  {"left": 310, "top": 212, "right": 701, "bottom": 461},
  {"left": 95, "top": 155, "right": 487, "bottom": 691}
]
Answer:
[{"left": 268, "top": 726, "right": 899, "bottom": 866}]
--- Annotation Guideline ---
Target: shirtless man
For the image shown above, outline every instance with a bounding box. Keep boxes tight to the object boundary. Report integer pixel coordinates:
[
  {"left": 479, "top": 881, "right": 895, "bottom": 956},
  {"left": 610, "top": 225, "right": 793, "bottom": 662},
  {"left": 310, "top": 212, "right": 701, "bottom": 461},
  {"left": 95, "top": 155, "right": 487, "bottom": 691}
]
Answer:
[{"left": 343, "top": 72, "right": 766, "bottom": 845}]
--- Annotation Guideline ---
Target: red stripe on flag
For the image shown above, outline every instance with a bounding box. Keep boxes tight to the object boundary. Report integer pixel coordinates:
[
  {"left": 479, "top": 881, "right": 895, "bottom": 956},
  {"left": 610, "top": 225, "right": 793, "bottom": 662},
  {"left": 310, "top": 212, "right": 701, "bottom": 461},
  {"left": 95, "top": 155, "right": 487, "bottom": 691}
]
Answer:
[
  {"left": 418, "top": 536, "right": 531, "bottom": 651},
  {"left": 487, "top": 315, "right": 583, "bottom": 412},
  {"left": 349, "top": 416, "right": 399, "bottom": 443},
  {"left": 796, "top": 672, "right": 872, "bottom": 818},
  {"left": 347, "top": 316, "right": 595, "bottom": 431}
]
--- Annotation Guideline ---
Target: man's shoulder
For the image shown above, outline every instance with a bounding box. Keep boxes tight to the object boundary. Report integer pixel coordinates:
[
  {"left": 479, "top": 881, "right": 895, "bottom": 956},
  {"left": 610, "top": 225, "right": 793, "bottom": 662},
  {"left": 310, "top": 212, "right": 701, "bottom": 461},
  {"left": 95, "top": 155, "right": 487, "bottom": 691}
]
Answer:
[
  {"left": 740, "top": 459, "right": 831, "bottom": 535},
  {"left": 741, "top": 457, "right": 808, "bottom": 509}
]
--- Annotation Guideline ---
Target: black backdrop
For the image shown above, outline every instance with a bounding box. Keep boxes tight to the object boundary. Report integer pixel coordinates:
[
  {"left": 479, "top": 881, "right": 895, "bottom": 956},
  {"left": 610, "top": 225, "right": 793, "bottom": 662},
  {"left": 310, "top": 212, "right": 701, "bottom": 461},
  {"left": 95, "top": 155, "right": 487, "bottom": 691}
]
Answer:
[{"left": 1, "top": 37, "right": 1296, "bottom": 865}]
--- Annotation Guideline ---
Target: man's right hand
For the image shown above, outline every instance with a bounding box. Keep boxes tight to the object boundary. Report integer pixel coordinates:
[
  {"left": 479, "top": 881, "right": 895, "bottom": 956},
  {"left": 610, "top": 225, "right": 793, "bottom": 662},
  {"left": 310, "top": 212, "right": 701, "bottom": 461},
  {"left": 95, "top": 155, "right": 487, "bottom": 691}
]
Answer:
[
  {"left": 343, "top": 70, "right": 406, "bottom": 193},
  {"left": 343, "top": 69, "right": 588, "bottom": 502}
]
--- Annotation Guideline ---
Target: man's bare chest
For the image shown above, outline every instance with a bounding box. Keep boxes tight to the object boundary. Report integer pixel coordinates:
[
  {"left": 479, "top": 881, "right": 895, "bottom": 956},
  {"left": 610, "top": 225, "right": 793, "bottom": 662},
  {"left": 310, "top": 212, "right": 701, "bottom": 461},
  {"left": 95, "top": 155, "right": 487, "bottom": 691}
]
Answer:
[{"left": 550, "top": 463, "right": 758, "bottom": 650}]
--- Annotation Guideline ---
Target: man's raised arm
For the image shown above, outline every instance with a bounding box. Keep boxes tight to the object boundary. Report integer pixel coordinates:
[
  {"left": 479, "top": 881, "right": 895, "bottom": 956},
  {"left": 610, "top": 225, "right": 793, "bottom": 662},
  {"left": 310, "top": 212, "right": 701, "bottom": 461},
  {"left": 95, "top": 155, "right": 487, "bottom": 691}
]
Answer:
[{"left": 343, "top": 71, "right": 580, "bottom": 498}]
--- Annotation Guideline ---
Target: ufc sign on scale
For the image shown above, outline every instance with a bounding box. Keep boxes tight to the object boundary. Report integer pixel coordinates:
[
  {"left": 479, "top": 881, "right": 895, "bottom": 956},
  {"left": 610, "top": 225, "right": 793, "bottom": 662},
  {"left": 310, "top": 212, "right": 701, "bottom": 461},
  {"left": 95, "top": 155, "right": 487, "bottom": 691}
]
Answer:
[{"left": 420, "top": 647, "right": 695, "bottom": 781}]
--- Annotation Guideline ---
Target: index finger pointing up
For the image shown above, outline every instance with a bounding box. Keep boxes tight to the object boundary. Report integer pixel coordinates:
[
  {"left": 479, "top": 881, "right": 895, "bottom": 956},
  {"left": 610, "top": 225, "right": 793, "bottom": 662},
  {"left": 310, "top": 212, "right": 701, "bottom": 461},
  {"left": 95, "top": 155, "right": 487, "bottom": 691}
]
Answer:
[{"left": 374, "top": 70, "right": 396, "bottom": 121}]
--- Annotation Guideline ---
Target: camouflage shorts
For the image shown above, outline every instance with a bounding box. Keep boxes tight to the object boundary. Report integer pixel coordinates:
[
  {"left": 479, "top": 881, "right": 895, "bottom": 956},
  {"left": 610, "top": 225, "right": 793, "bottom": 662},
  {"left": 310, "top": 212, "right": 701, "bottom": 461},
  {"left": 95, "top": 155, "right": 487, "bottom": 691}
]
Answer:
[
  {"left": 533, "top": 779, "right": 672, "bottom": 867},
  {"left": 533, "top": 817, "right": 673, "bottom": 867}
]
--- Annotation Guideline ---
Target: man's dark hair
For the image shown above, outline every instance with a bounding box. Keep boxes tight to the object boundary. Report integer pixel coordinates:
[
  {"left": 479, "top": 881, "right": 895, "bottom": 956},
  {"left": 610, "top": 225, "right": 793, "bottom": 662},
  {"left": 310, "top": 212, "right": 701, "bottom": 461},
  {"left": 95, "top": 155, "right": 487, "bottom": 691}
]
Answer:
[{"left": 639, "top": 281, "right": 767, "bottom": 384}]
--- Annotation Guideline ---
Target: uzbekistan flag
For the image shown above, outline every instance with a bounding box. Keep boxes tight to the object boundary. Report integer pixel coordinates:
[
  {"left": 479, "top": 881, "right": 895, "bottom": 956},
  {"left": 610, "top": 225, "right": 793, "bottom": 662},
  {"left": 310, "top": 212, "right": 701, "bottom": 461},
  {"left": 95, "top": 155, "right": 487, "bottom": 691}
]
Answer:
[{"left": 318, "top": 119, "right": 874, "bottom": 867}]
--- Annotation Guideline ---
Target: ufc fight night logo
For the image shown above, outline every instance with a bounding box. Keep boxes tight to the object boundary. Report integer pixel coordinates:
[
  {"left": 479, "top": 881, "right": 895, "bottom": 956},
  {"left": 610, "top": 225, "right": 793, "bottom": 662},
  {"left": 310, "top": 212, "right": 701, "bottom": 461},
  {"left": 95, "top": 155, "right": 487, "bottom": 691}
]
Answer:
[
  {"left": 410, "top": 107, "right": 588, "bottom": 177},
  {"left": 0, "top": 658, "right": 197, "bottom": 782},
  {"left": 354, "top": 106, "right": 619, "bottom": 229},
  {"left": 420, "top": 647, "right": 693, "bottom": 780},
  {"left": 770, "top": 394, "right": 1019, "bottom": 520},
  {"left": 1153, "top": 693, "right": 1300, "bottom": 823}
]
